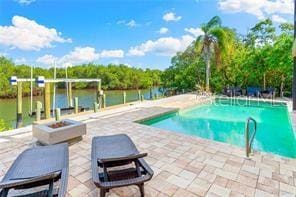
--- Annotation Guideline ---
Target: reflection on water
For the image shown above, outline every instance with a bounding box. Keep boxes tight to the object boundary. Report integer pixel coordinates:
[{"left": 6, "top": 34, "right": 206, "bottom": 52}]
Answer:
[{"left": 0, "top": 88, "right": 161, "bottom": 128}]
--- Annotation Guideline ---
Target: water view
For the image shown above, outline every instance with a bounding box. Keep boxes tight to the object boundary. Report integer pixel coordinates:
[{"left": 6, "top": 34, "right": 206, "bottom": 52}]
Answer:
[{"left": 0, "top": 88, "right": 160, "bottom": 128}]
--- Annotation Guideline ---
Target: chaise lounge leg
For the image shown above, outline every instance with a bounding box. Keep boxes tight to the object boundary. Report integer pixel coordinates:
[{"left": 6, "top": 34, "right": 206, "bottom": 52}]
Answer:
[
  {"left": 100, "top": 189, "right": 106, "bottom": 197},
  {"left": 0, "top": 188, "right": 9, "bottom": 197},
  {"left": 138, "top": 183, "right": 144, "bottom": 197}
]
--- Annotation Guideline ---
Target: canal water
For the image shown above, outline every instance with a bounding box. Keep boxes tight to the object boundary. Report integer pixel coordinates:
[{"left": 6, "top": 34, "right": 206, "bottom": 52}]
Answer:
[{"left": 0, "top": 88, "right": 161, "bottom": 128}]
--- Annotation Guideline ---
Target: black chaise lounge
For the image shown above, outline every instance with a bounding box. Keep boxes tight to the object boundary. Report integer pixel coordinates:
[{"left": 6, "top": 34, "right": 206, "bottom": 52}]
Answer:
[
  {"left": 261, "top": 88, "right": 276, "bottom": 99},
  {"left": 247, "top": 87, "right": 261, "bottom": 97},
  {"left": 223, "top": 86, "right": 242, "bottom": 97},
  {"left": 91, "top": 134, "right": 153, "bottom": 197},
  {"left": 0, "top": 143, "right": 69, "bottom": 197}
]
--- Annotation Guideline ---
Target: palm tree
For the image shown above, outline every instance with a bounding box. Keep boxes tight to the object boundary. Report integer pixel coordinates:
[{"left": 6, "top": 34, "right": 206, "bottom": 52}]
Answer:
[{"left": 195, "top": 16, "right": 233, "bottom": 91}]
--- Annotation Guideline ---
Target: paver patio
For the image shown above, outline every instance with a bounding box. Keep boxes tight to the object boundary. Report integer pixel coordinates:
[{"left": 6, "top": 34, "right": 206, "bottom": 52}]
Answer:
[{"left": 0, "top": 94, "right": 295, "bottom": 197}]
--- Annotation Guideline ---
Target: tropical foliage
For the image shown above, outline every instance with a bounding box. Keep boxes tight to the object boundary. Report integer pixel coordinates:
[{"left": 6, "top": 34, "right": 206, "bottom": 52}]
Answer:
[
  {"left": 196, "top": 16, "right": 234, "bottom": 91},
  {"left": 0, "top": 58, "right": 162, "bottom": 98},
  {"left": 162, "top": 17, "right": 294, "bottom": 96}
]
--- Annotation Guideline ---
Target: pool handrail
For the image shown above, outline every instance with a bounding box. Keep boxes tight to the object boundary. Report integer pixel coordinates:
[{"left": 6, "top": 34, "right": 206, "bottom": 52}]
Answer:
[{"left": 245, "top": 117, "right": 257, "bottom": 158}]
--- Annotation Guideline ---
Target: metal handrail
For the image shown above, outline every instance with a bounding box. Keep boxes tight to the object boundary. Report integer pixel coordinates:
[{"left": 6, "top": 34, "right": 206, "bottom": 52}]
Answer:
[{"left": 245, "top": 117, "right": 257, "bottom": 158}]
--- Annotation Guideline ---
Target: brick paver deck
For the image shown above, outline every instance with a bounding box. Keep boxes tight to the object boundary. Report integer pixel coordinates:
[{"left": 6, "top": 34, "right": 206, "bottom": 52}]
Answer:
[{"left": 0, "top": 94, "right": 295, "bottom": 197}]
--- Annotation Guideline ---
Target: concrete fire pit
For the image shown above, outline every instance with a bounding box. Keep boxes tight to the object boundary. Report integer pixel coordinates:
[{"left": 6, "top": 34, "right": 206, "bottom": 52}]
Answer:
[{"left": 33, "top": 119, "right": 86, "bottom": 145}]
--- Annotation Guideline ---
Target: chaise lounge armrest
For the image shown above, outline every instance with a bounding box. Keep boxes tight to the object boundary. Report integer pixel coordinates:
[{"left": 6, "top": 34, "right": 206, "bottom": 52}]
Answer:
[
  {"left": 98, "top": 174, "right": 152, "bottom": 189},
  {"left": 98, "top": 153, "right": 148, "bottom": 163},
  {"left": 0, "top": 172, "right": 61, "bottom": 189}
]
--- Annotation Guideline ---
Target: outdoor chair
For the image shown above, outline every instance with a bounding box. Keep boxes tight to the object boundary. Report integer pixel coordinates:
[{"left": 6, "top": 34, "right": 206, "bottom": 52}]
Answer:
[
  {"left": 223, "top": 86, "right": 242, "bottom": 97},
  {"left": 91, "top": 134, "right": 153, "bottom": 197},
  {"left": 0, "top": 143, "right": 68, "bottom": 197},
  {"left": 247, "top": 87, "right": 261, "bottom": 97},
  {"left": 261, "top": 88, "right": 276, "bottom": 99}
]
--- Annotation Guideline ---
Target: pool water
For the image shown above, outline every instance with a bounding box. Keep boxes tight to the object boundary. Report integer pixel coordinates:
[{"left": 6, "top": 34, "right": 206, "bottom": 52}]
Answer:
[{"left": 142, "top": 99, "right": 296, "bottom": 158}]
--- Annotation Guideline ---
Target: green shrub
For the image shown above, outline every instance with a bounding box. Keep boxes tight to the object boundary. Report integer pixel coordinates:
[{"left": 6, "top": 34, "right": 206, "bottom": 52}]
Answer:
[{"left": 0, "top": 119, "right": 10, "bottom": 132}]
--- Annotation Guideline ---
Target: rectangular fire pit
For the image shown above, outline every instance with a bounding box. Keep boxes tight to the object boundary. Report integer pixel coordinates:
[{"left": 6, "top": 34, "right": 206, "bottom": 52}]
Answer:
[{"left": 33, "top": 119, "right": 86, "bottom": 145}]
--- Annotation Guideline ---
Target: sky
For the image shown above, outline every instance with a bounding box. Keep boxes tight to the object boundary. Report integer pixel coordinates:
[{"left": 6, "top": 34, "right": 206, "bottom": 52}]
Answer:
[{"left": 0, "top": 0, "right": 293, "bottom": 70}]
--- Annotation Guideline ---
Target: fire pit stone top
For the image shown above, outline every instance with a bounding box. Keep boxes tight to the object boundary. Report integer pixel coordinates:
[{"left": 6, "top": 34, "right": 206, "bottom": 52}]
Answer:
[{"left": 33, "top": 119, "right": 86, "bottom": 145}]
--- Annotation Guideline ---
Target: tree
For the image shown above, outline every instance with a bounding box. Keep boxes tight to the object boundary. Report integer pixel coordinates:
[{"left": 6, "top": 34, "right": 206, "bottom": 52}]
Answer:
[
  {"left": 0, "top": 57, "right": 163, "bottom": 98},
  {"left": 162, "top": 17, "right": 293, "bottom": 96},
  {"left": 196, "top": 16, "right": 233, "bottom": 91}
]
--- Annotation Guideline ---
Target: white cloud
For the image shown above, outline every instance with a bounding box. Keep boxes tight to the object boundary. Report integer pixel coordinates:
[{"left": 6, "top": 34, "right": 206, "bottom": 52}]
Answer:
[
  {"left": 117, "top": 19, "right": 138, "bottom": 28},
  {"left": 15, "top": 0, "right": 35, "bottom": 5},
  {"left": 37, "top": 47, "right": 125, "bottom": 66},
  {"left": 159, "top": 27, "right": 169, "bottom": 34},
  {"left": 0, "top": 16, "right": 71, "bottom": 51},
  {"left": 271, "top": 14, "right": 287, "bottom": 23},
  {"left": 163, "top": 12, "right": 182, "bottom": 22},
  {"left": 128, "top": 35, "right": 194, "bottom": 57},
  {"left": 15, "top": 57, "right": 26, "bottom": 64},
  {"left": 218, "top": 0, "right": 293, "bottom": 21},
  {"left": 36, "top": 54, "right": 57, "bottom": 65},
  {"left": 185, "top": 27, "right": 204, "bottom": 37},
  {"left": 60, "top": 47, "right": 99, "bottom": 66},
  {"left": 100, "top": 50, "right": 124, "bottom": 58},
  {"left": 126, "top": 20, "right": 137, "bottom": 28}
]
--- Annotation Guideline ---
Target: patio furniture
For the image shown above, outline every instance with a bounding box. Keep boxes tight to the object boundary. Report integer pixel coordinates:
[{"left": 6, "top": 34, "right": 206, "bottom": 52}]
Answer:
[
  {"left": 91, "top": 134, "right": 153, "bottom": 197},
  {"left": 223, "top": 86, "right": 242, "bottom": 97},
  {"left": 33, "top": 119, "right": 86, "bottom": 145},
  {"left": 261, "top": 88, "right": 276, "bottom": 99},
  {"left": 0, "top": 143, "right": 69, "bottom": 197},
  {"left": 247, "top": 87, "right": 261, "bottom": 97}
]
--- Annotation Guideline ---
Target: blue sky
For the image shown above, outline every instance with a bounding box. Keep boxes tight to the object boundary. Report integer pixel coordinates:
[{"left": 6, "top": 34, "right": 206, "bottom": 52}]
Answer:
[{"left": 0, "top": 0, "right": 293, "bottom": 70}]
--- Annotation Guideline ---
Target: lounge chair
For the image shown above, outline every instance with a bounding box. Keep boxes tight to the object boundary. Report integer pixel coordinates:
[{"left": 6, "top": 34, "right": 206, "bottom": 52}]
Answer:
[
  {"left": 0, "top": 143, "right": 68, "bottom": 197},
  {"left": 247, "top": 87, "right": 261, "bottom": 97},
  {"left": 261, "top": 88, "right": 276, "bottom": 99},
  {"left": 91, "top": 134, "right": 153, "bottom": 197},
  {"left": 223, "top": 86, "right": 242, "bottom": 97}
]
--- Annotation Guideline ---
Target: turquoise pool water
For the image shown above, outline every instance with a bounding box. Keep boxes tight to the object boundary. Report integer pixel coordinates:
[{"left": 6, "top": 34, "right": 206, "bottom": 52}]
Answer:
[{"left": 142, "top": 99, "right": 296, "bottom": 158}]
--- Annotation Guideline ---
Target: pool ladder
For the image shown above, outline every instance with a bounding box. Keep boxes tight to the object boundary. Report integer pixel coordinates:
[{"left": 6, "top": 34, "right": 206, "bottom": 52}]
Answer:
[{"left": 245, "top": 117, "right": 257, "bottom": 158}]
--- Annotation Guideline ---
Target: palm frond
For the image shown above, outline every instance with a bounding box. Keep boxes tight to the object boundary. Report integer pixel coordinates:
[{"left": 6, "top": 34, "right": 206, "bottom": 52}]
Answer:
[
  {"left": 207, "top": 16, "right": 222, "bottom": 28},
  {"left": 214, "top": 43, "right": 222, "bottom": 68},
  {"left": 200, "top": 16, "right": 221, "bottom": 33},
  {"left": 194, "top": 35, "right": 204, "bottom": 53},
  {"left": 208, "top": 27, "right": 229, "bottom": 54}
]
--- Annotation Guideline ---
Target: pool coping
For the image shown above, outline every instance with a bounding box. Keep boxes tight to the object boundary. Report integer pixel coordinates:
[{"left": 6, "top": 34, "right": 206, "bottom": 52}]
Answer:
[{"left": 135, "top": 96, "right": 296, "bottom": 159}]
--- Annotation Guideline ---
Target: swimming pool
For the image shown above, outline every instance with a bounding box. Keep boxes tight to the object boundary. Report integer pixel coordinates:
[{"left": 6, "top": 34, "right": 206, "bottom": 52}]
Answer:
[{"left": 142, "top": 98, "right": 296, "bottom": 158}]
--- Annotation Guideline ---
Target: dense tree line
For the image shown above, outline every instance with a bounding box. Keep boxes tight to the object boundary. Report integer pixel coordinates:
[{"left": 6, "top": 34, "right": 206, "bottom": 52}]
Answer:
[
  {"left": 162, "top": 17, "right": 294, "bottom": 96},
  {"left": 0, "top": 59, "right": 162, "bottom": 98}
]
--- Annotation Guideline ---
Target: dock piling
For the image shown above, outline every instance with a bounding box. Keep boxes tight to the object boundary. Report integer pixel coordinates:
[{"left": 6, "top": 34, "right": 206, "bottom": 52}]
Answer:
[
  {"left": 55, "top": 108, "right": 61, "bottom": 121},
  {"left": 103, "top": 94, "right": 106, "bottom": 108},
  {"left": 74, "top": 97, "right": 78, "bottom": 114},
  {"left": 36, "top": 101, "right": 42, "bottom": 121},
  {"left": 138, "top": 90, "right": 141, "bottom": 101},
  {"left": 96, "top": 81, "right": 102, "bottom": 109},
  {"left": 123, "top": 91, "right": 126, "bottom": 104},
  {"left": 68, "top": 82, "right": 73, "bottom": 107},
  {"left": 44, "top": 83, "right": 51, "bottom": 119},
  {"left": 16, "top": 82, "right": 23, "bottom": 128},
  {"left": 93, "top": 102, "right": 99, "bottom": 112}
]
